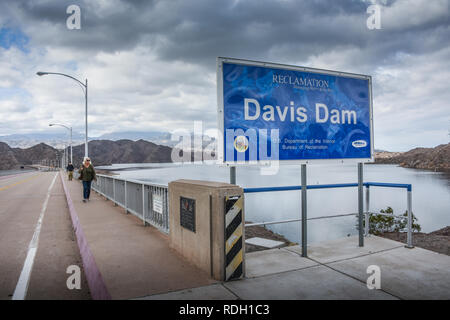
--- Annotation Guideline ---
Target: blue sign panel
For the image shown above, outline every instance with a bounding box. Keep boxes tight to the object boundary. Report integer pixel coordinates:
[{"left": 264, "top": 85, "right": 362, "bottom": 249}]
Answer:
[{"left": 218, "top": 58, "right": 373, "bottom": 163}]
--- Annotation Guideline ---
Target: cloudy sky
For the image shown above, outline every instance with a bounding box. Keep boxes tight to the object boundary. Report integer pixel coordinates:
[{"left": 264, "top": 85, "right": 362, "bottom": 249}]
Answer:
[{"left": 0, "top": 0, "right": 448, "bottom": 151}]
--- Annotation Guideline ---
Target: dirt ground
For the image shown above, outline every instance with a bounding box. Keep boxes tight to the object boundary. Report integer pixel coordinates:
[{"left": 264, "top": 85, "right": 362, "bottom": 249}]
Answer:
[
  {"left": 245, "top": 223, "right": 295, "bottom": 253},
  {"left": 244, "top": 223, "right": 450, "bottom": 256},
  {"left": 380, "top": 226, "right": 450, "bottom": 256}
]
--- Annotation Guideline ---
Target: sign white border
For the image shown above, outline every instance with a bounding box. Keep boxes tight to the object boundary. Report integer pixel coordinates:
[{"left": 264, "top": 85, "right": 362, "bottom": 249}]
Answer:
[{"left": 216, "top": 57, "right": 374, "bottom": 166}]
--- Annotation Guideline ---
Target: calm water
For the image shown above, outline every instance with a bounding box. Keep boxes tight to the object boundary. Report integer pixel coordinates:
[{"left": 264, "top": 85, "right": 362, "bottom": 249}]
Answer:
[{"left": 102, "top": 163, "right": 450, "bottom": 244}]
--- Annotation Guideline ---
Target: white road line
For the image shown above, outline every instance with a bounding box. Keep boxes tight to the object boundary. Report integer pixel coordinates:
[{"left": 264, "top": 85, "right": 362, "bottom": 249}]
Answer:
[{"left": 12, "top": 172, "right": 58, "bottom": 300}]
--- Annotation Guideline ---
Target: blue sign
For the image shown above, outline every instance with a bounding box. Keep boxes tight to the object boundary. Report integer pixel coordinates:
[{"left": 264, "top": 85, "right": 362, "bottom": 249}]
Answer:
[{"left": 217, "top": 58, "right": 373, "bottom": 163}]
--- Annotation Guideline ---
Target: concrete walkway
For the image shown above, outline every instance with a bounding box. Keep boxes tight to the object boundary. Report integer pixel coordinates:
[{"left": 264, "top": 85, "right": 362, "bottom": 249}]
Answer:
[
  {"left": 62, "top": 173, "right": 216, "bottom": 299},
  {"left": 62, "top": 173, "right": 450, "bottom": 300},
  {"left": 138, "top": 236, "right": 450, "bottom": 300}
]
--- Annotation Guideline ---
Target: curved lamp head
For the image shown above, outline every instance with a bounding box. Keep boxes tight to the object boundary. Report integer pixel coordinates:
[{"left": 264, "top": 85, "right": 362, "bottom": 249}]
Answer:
[{"left": 36, "top": 72, "right": 48, "bottom": 76}]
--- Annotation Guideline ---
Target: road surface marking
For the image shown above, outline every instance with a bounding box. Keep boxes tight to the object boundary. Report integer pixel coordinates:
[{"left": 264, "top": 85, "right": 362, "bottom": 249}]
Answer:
[
  {"left": 12, "top": 172, "right": 58, "bottom": 300},
  {"left": 0, "top": 174, "right": 41, "bottom": 192}
]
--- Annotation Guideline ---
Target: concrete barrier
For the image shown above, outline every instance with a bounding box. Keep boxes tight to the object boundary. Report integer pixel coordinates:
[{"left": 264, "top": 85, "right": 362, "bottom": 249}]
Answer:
[{"left": 168, "top": 179, "right": 245, "bottom": 281}]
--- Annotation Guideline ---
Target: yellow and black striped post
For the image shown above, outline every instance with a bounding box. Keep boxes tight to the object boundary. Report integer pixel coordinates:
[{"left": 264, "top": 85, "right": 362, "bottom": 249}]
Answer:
[{"left": 224, "top": 195, "right": 244, "bottom": 281}]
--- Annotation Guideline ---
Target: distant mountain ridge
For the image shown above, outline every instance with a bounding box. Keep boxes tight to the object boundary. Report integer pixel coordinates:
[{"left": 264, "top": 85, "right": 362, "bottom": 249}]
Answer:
[
  {"left": 0, "top": 139, "right": 173, "bottom": 170},
  {"left": 0, "top": 130, "right": 216, "bottom": 150},
  {"left": 375, "top": 143, "right": 450, "bottom": 171},
  {"left": 0, "top": 142, "right": 59, "bottom": 170},
  {"left": 69, "top": 139, "right": 173, "bottom": 167},
  {"left": 1, "top": 140, "right": 448, "bottom": 172},
  {"left": 0, "top": 131, "right": 176, "bottom": 149}
]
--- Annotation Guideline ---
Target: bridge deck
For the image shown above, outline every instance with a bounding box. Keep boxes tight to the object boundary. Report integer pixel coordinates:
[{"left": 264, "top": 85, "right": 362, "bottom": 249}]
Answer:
[
  {"left": 2, "top": 170, "right": 449, "bottom": 300},
  {"left": 0, "top": 171, "right": 90, "bottom": 300}
]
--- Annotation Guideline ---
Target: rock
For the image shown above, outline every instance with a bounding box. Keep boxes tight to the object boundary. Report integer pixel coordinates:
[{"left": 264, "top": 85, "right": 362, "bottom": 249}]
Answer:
[{"left": 374, "top": 143, "right": 450, "bottom": 172}]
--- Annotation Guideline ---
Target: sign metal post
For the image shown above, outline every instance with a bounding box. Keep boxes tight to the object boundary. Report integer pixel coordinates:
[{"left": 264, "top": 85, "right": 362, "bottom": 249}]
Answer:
[
  {"left": 301, "top": 164, "right": 307, "bottom": 257},
  {"left": 358, "top": 163, "right": 364, "bottom": 247}
]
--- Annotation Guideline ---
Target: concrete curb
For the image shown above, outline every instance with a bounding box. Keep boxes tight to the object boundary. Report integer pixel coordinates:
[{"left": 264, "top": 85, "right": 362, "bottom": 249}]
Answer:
[{"left": 59, "top": 172, "right": 111, "bottom": 300}]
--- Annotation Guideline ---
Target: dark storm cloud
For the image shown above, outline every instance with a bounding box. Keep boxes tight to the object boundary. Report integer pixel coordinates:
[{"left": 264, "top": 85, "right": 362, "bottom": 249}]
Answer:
[
  {"left": 3, "top": 0, "right": 447, "bottom": 73},
  {"left": 0, "top": 0, "right": 448, "bottom": 149}
]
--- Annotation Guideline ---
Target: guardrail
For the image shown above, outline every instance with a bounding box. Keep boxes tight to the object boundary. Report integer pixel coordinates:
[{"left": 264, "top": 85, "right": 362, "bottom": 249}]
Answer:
[
  {"left": 35, "top": 166, "right": 60, "bottom": 172},
  {"left": 90, "top": 173, "right": 169, "bottom": 233},
  {"left": 244, "top": 182, "right": 413, "bottom": 248},
  {"left": 79, "top": 171, "right": 413, "bottom": 250}
]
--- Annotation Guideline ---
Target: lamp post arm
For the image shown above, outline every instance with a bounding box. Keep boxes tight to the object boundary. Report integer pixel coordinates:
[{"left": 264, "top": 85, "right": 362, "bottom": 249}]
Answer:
[
  {"left": 41, "top": 72, "right": 86, "bottom": 89},
  {"left": 49, "top": 123, "right": 73, "bottom": 164},
  {"left": 50, "top": 123, "right": 71, "bottom": 130},
  {"left": 39, "top": 71, "right": 88, "bottom": 157}
]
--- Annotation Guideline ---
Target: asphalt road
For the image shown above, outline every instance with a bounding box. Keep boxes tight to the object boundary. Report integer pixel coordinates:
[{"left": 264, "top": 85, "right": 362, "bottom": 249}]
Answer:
[{"left": 0, "top": 171, "right": 90, "bottom": 299}]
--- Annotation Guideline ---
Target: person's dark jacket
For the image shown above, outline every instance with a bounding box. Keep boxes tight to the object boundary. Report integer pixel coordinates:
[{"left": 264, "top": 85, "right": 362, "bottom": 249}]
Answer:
[
  {"left": 78, "top": 164, "right": 96, "bottom": 182},
  {"left": 67, "top": 164, "right": 74, "bottom": 172}
]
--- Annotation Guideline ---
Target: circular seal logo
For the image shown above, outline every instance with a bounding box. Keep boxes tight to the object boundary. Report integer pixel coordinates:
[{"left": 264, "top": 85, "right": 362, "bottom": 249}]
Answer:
[{"left": 234, "top": 136, "right": 249, "bottom": 152}]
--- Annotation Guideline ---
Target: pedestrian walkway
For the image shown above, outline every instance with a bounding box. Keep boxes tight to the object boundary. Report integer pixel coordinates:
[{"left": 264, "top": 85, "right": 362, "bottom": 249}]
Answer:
[
  {"left": 61, "top": 172, "right": 450, "bottom": 300},
  {"left": 61, "top": 173, "right": 216, "bottom": 300},
  {"left": 138, "top": 236, "right": 450, "bottom": 300}
]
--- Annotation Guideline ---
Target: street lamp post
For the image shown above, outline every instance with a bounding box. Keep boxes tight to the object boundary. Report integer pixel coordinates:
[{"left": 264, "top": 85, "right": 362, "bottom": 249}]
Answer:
[
  {"left": 49, "top": 123, "right": 73, "bottom": 164},
  {"left": 37, "top": 71, "right": 88, "bottom": 157}
]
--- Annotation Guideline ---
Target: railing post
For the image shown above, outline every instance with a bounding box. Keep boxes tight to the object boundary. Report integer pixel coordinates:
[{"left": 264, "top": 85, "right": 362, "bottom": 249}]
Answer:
[
  {"left": 230, "top": 166, "right": 236, "bottom": 185},
  {"left": 406, "top": 186, "right": 414, "bottom": 248},
  {"left": 358, "top": 163, "right": 364, "bottom": 247},
  {"left": 301, "top": 164, "right": 307, "bottom": 257},
  {"left": 164, "top": 188, "right": 169, "bottom": 232},
  {"left": 125, "top": 180, "right": 128, "bottom": 214},
  {"left": 113, "top": 178, "right": 117, "bottom": 206},
  {"left": 365, "top": 185, "right": 370, "bottom": 236},
  {"left": 142, "top": 184, "right": 146, "bottom": 226}
]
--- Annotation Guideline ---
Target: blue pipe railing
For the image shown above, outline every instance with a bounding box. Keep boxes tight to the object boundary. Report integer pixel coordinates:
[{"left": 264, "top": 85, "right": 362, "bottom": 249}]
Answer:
[
  {"left": 243, "top": 182, "right": 411, "bottom": 193},
  {"left": 243, "top": 181, "right": 413, "bottom": 248}
]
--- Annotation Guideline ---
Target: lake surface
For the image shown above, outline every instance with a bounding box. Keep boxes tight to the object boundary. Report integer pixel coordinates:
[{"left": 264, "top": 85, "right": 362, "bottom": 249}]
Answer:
[{"left": 99, "top": 163, "right": 450, "bottom": 244}]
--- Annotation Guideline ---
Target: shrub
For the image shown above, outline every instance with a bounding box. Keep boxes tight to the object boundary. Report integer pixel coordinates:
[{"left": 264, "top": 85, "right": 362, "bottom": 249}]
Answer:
[{"left": 360, "top": 206, "right": 421, "bottom": 235}]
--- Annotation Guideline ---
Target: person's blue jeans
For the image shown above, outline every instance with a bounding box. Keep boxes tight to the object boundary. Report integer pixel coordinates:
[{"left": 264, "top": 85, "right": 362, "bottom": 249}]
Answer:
[{"left": 82, "top": 181, "right": 92, "bottom": 200}]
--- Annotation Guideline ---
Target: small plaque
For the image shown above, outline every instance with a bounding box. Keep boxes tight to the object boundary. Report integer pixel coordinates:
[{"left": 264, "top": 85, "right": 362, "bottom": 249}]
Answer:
[
  {"left": 152, "top": 193, "right": 163, "bottom": 214},
  {"left": 180, "top": 197, "right": 196, "bottom": 232}
]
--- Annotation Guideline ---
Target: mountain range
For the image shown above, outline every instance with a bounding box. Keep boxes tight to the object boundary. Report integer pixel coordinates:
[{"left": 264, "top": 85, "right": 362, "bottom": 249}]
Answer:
[
  {"left": 1, "top": 138, "right": 448, "bottom": 172},
  {"left": 0, "top": 139, "right": 173, "bottom": 170},
  {"left": 374, "top": 143, "right": 450, "bottom": 171},
  {"left": 0, "top": 131, "right": 175, "bottom": 149}
]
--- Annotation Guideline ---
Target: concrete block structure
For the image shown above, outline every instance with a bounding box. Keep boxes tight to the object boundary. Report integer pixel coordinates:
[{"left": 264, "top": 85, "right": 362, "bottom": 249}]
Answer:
[{"left": 168, "top": 179, "right": 244, "bottom": 281}]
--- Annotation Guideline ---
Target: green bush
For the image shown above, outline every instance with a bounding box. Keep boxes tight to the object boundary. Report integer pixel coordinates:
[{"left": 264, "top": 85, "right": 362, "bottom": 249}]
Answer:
[{"left": 361, "top": 206, "right": 421, "bottom": 235}]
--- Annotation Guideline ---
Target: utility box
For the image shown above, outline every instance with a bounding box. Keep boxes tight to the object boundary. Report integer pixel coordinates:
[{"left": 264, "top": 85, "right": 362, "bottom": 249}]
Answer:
[{"left": 168, "top": 179, "right": 245, "bottom": 281}]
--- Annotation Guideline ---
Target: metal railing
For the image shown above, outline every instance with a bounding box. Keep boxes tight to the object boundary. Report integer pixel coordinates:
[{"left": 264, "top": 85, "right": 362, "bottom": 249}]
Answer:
[
  {"left": 79, "top": 171, "right": 414, "bottom": 249},
  {"left": 34, "top": 165, "right": 60, "bottom": 172},
  {"left": 90, "top": 174, "right": 169, "bottom": 233},
  {"left": 244, "top": 182, "right": 414, "bottom": 248}
]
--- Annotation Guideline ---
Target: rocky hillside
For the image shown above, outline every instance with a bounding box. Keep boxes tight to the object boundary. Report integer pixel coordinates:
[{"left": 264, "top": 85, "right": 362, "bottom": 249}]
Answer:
[
  {"left": 0, "top": 139, "right": 174, "bottom": 170},
  {"left": 0, "top": 142, "right": 20, "bottom": 170},
  {"left": 375, "top": 143, "right": 450, "bottom": 171},
  {"left": 13, "top": 143, "right": 60, "bottom": 165},
  {"left": 0, "top": 142, "right": 60, "bottom": 170},
  {"left": 69, "top": 139, "right": 173, "bottom": 167}
]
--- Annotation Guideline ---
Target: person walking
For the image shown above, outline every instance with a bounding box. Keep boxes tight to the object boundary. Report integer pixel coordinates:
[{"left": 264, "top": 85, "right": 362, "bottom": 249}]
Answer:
[
  {"left": 66, "top": 162, "right": 74, "bottom": 181},
  {"left": 78, "top": 157, "right": 96, "bottom": 202}
]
